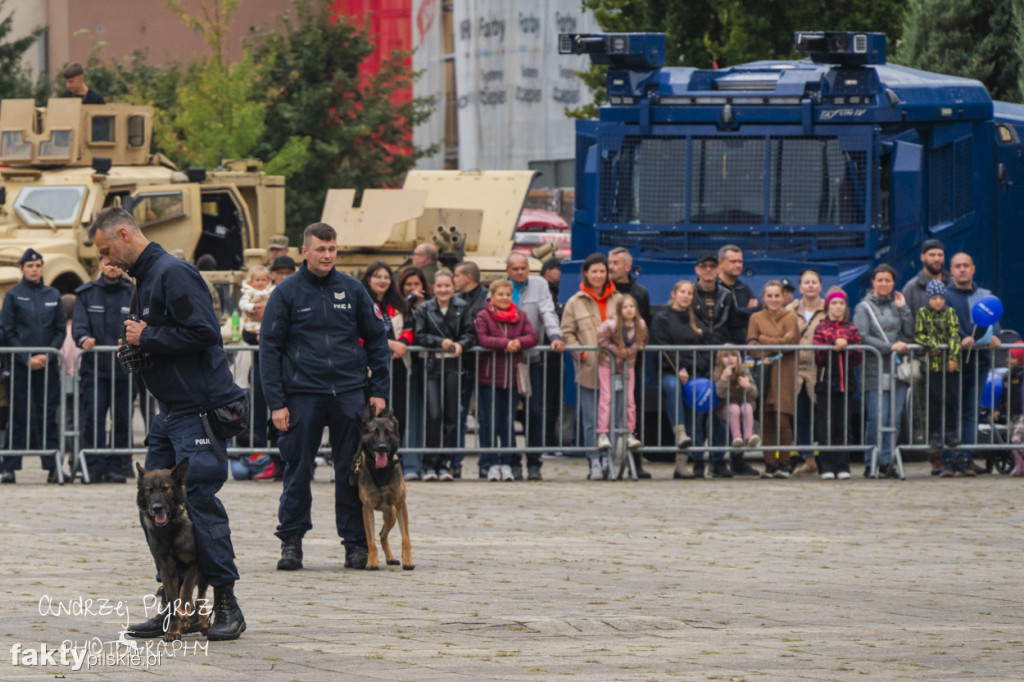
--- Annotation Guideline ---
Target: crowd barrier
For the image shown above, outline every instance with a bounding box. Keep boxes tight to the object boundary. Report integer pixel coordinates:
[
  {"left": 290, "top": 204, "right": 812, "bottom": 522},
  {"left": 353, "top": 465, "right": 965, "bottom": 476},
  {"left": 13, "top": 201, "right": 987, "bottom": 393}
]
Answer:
[
  {"left": 0, "top": 341, "right": 1017, "bottom": 483},
  {"left": 0, "top": 348, "right": 67, "bottom": 483}
]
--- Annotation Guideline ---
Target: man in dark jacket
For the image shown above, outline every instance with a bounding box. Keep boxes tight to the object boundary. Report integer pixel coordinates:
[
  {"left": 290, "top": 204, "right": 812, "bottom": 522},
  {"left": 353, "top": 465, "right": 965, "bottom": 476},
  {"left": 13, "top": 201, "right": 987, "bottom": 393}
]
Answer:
[
  {"left": 691, "top": 253, "right": 759, "bottom": 477},
  {"left": 0, "top": 248, "right": 65, "bottom": 483},
  {"left": 454, "top": 261, "right": 488, "bottom": 478},
  {"left": 72, "top": 261, "right": 136, "bottom": 483},
  {"left": 89, "top": 208, "right": 246, "bottom": 641},
  {"left": 902, "top": 238, "right": 950, "bottom": 316},
  {"left": 716, "top": 245, "right": 761, "bottom": 344},
  {"left": 946, "top": 252, "right": 1001, "bottom": 473},
  {"left": 261, "top": 222, "right": 390, "bottom": 572},
  {"left": 692, "top": 253, "right": 744, "bottom": 345}
]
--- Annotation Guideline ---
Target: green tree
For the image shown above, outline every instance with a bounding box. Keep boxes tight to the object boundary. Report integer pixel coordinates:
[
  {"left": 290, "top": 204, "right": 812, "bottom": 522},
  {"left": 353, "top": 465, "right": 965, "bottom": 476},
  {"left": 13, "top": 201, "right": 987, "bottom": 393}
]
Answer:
[
  {"left": 0, "top": 0, "right": 44, "bottom": 99},
  {"left": 897, "top": 0, "right": 1021, "bottom": 103},
  {"left": 250, "top": 0, "right": 437, "bottom": 234},
  {"left": 572, "top": 0, "right": 904, "bottom": 118}
]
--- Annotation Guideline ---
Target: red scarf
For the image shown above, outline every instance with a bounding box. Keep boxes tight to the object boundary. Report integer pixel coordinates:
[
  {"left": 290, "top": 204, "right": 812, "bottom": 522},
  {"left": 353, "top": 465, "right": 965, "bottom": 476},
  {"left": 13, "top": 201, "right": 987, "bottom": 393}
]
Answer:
[{"left": 489, "top": 301, "right": 519, "bottom": 323}]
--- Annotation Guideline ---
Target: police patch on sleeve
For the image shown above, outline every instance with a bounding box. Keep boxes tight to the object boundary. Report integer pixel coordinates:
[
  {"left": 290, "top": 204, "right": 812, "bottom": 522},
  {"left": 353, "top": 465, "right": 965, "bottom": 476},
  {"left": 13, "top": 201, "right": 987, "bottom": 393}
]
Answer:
[{"left": 373, "top": 304, "right": 384, "bottom": 320}]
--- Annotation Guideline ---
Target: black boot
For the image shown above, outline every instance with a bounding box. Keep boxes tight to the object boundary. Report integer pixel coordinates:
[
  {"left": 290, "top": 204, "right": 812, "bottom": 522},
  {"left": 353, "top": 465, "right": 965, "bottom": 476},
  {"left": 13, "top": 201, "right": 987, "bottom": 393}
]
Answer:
[
  {"left": 631, "top": 452, "right": 652, "bottom": 479},
  {"left": 126, "top": 586, "right": 169, "bottom": 639},
  {"left": 206, "top": 583, "right": 246, "bottom": 641},
  {"left": 276, "top": 537, "right": 303, "bottom": 571},
  {"left": 344, "top": 544, "right": 368, "bottom": 569}
]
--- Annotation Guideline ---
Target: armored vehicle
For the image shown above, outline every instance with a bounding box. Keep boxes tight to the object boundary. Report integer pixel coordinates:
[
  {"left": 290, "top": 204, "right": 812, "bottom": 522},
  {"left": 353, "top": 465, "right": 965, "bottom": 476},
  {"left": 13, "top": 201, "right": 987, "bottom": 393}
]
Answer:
[
  {"left": 560, "top": 31, "right": 1024, "bottom": 330},
  {"left": 320, "top": 169, "right": 541, "bottom": 281},
  {"left": 0, "top": 98, "right": 285, "bottom": 311}
]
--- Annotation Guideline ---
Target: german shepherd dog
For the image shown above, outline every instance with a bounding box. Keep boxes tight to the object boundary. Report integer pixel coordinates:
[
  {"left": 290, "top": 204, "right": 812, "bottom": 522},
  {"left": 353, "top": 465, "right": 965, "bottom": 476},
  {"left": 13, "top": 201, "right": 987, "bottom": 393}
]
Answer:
[
  {"left": 352, "top": 406, "right": 414, "bottom": 570},
  {"left": 136, "top": 459, "right": 210, "bottom": 640}
]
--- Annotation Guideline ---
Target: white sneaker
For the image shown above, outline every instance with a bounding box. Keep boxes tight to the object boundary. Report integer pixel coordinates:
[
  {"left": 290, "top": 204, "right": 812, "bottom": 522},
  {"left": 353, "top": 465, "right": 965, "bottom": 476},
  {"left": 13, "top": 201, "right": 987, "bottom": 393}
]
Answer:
[
  {"left": 747, "top": 434, "right": 761, "bottom": 448},
  {"left": 500, "top": 464, "right": 514, "bottom": 482},
  {"left": 820, "top": 472, "right": 836, "bottom": 480},
  {"left": 627, "top": 435, "right": 643, "bottom": 451},
  {"left": 731, "top": 437, "right": 745, "bottom": 449},
  {"left": 438, "top": 469, "right": 453, "bottom": 482},
  {"left": 836, "top": 471, "right": 851, "bottom": 480},
  {"left": 487, "top": 465, "right": 501, "bottom": 481},
  {"left": 589, "top": 458, "right": 604, "bottom": 480},
  {"left": 597, "top": 434, "right": 612, "bottom": 450},
  {"left": 422, "top": 470, "right": 438, "bottom": 481}
]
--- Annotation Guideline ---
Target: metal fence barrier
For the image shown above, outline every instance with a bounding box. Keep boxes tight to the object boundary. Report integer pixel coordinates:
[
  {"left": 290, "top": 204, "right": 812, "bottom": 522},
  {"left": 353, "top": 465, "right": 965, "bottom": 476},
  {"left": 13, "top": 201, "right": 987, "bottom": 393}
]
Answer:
[
  {"left": 3, "top": 340, "right": 1017, "bottom": 483},
  {"left": 0, "top": 348, "right": 67, "bottom": 483}
]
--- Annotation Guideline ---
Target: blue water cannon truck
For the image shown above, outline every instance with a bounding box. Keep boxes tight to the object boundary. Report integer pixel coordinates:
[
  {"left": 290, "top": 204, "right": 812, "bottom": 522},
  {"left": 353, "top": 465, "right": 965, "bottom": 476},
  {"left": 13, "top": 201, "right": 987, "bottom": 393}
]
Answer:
[{"left": 559, "top": 31, "right": 1024, "bottom": 330}]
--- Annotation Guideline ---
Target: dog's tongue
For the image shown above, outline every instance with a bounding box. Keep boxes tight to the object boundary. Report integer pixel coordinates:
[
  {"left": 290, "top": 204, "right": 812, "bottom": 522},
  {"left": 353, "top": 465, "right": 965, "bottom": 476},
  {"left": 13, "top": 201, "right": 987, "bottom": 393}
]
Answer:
[
  {"left": 375, "top": 452, "right": 388, "bottom": 468},
  {"left": 154, "top": 512, "right": 168, "bottom": 526}
]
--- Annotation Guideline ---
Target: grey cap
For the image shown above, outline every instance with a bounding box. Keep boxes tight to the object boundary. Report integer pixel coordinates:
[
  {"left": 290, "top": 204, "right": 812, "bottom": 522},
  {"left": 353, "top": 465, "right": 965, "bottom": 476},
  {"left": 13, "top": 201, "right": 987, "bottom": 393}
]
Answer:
[{"left": 268, "top": 235, "right": 289, "bottom": 249}]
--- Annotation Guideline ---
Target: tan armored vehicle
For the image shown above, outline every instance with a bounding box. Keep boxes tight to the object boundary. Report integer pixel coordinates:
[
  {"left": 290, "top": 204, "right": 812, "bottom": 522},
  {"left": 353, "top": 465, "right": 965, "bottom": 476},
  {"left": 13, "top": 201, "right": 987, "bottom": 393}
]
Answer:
[
  {"left": 321, "top": 169, "right": 543, "bottom": 281},
  {"left": 0, "top": 98, "right": 284, "bottom": 311}
]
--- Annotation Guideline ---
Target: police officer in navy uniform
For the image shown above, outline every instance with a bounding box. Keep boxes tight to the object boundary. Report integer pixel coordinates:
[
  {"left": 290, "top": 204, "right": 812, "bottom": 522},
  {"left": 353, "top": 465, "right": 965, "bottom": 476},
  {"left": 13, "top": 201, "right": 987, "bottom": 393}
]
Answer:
[
  {"left": 0, "top": 248, "right": 65, "bottom": 484},
  {"left": 88, "top": 208, "right": 246, "bottom": 641},
  {"left": 72, "top": 260, "right": 137, "bottom": 483},
  {"left": 260, "top": 222, "right": 390, "bottom": 572}
]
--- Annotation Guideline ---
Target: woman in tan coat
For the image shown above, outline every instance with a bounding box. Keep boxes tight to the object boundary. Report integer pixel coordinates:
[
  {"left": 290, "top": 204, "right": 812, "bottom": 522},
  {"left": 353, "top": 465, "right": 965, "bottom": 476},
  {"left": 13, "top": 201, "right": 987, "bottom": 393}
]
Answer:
[
  {"left": 786, "top": 269, "right": 826, "bottom": 475},
  {"left": 748, "top": 280, "right": 800, "bottom": 478},
  {"left": 561, "top": 253, "right": 623, "bottom": 480}
]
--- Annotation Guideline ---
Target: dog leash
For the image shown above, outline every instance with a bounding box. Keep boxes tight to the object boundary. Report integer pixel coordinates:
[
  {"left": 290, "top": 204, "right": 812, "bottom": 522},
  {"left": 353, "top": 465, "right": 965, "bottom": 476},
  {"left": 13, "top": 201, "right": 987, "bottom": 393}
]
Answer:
[{"left": 199, "top": 414, "right": 229, "bottom": 464}]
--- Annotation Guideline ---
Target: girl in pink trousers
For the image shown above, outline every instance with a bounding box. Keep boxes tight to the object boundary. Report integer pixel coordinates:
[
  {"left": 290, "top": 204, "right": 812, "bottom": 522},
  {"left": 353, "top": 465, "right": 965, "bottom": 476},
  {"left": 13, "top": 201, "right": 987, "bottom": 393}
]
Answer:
[{"left": 596, "top": 295, "right": 648, "bottom": 453}]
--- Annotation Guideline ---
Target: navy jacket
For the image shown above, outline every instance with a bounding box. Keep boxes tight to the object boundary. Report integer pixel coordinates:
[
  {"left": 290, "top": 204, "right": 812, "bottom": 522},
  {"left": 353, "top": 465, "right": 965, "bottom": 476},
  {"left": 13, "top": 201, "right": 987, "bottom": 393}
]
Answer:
[
  {"left": 1, "top": 277, "right": 65, "bottom": 366},
  {"left": 128, "top": 242, "right": 243, "bottom": 412},
  {"left": 72, "top": 276, "right": 134, "bottom": 379},
  {"left": 260, "top": 262, "right": 390, "bottom": 409}
]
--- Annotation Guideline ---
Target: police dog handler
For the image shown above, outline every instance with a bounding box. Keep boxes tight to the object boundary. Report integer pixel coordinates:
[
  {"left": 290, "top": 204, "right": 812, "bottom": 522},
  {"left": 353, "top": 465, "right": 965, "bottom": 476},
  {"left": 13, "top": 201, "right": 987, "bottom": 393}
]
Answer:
[
  {"left": 260, "top": 222, "right": 390, "bottom": 572},
  {"left": 88, "top": 207, "right": 246, "bottom": 641}
]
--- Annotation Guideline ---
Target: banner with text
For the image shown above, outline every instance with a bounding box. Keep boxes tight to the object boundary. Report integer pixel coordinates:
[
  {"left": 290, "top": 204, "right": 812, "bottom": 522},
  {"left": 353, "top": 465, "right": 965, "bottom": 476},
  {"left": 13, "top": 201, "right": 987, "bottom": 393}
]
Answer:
[{"left": 452, "top": 0, "right": 596, "bottom": 170}]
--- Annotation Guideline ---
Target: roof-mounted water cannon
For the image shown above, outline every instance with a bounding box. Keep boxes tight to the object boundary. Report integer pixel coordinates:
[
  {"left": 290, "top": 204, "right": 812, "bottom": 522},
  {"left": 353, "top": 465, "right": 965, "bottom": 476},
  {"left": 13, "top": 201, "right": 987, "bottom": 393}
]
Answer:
[
  {"left": 558, "top": 33, "right": 666, "bottom": 70},
  {"left": 794, "top": 31, "right": 886, "bottom": 66}
]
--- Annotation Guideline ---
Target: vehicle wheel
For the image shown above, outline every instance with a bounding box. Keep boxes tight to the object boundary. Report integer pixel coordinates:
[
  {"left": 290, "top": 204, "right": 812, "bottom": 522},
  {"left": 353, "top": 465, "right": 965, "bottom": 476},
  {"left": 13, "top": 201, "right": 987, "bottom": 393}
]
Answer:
[{"left": 993, "top": 453, "right": 1015, "bottom": 475}]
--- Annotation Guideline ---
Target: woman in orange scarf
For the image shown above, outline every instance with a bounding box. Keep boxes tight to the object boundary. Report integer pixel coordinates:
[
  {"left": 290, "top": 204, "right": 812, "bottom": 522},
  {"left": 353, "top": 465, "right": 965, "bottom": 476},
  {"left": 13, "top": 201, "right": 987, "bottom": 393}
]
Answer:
[{"left": 561, "top": 253, "right": 623, "bottom": 480}]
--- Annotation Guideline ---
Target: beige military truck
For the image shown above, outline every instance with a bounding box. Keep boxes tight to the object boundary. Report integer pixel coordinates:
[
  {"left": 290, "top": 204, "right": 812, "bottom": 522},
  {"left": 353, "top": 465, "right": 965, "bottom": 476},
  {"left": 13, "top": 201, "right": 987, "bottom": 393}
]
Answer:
[
  {"left": 0, "top": 98, "right": 284, "bottom": 314},
  {"left": 322, "top": 169, "right": 544, "bottom": 281}
]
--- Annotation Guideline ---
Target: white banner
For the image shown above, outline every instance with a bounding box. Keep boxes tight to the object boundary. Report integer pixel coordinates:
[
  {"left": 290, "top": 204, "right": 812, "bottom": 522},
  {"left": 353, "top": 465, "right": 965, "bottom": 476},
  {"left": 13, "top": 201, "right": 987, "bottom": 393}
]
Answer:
[{"left": 450, "top": 0, "right": 596, "bottom": 170}]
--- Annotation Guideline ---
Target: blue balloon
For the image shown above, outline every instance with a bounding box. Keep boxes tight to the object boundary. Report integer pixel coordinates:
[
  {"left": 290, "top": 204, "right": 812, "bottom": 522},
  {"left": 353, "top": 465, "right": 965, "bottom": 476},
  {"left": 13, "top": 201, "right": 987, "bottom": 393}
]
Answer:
[
  {"left": 683, "top": 377, "right": 719, "bottom": 412},
  {"left": 972, "top": 296, "right": 1003, "bottom": 327},
  {"left": 980, "top": 378, "right": 1003, "bottom": 409}
]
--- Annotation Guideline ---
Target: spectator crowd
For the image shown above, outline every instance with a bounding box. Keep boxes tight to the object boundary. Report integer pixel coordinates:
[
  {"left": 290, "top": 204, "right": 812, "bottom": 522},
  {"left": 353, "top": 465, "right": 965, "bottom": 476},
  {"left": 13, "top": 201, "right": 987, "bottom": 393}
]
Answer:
[{"left": 2, "top": 235, "right": 1020, "bottom": 485}]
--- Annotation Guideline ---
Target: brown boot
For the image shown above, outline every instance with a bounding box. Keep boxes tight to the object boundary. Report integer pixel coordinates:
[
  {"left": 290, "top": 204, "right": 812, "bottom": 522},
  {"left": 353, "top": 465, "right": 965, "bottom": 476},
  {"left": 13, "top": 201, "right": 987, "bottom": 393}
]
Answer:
[{"left": 793, "top": 457, "right": 817, "bottom": 476}]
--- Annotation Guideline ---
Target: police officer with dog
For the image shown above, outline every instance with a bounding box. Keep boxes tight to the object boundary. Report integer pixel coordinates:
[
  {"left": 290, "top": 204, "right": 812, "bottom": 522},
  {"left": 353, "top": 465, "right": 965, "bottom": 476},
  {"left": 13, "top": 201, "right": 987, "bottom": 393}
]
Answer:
[
  {"left": 88, "top": 207, "right": 246, "bottom": 641},
  {"left": 260, "top": 222, "right": 390, "bottom": 572},
  {"left": 0, "top": 248, "right": 66, "bottom": 484},
  {"left": 72, "top": 260, "right": 137, "bottom": 483}
]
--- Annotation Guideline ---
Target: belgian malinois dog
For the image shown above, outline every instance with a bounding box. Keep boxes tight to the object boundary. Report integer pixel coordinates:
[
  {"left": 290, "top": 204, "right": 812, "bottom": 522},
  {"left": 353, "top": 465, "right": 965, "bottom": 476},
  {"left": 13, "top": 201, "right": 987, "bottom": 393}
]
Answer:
[
  {"left": 136, "top": 459, "right": 210, "bottom": 640},
  {"left": 352, "top": 406, "right": 414, "bottom": 570}
]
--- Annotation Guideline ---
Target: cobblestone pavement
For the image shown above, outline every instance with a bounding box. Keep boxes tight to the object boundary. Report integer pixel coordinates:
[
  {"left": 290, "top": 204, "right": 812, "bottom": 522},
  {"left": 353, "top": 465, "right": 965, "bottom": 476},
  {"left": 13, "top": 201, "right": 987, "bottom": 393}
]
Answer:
[{"left": 1, "top": 457, "right": 1022, "bottom": 680}]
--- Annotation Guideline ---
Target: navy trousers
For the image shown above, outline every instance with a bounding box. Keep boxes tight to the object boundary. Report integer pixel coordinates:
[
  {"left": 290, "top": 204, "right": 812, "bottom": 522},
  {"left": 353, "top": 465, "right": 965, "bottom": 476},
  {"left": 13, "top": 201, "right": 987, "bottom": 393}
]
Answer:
[
  {"left": 275, "top": 390, "right": 367, "bottom": 549},
  {"left": 145, "top": 410, "right": 240, "bottom": 587},
  {"left": 81, "top": 373, "right": 136, "bottom": 475},
  {"left": 2, "top": 363, "right": 61, "bottom": 471}
]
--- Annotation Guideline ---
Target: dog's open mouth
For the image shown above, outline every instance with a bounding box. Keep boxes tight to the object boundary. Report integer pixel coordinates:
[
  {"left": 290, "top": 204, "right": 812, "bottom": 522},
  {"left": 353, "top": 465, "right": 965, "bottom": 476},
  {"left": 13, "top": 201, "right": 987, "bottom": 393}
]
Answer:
[
  {"left": 152, "top": 512, "right": 169, "bottom": 527},
  {"left": 374, "top": 448, "right": 389, "bottom": 468}
]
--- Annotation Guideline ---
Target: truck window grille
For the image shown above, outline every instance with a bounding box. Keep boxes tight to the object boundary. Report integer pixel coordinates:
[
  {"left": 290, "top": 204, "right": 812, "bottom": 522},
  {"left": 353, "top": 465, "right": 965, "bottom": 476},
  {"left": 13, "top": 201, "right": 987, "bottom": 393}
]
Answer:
[
  {"left": 599, "top": 134, "right": 868, "bottom": 229},
  {"left": 928, "top": 138, "right": 973, "bottom": 226}
]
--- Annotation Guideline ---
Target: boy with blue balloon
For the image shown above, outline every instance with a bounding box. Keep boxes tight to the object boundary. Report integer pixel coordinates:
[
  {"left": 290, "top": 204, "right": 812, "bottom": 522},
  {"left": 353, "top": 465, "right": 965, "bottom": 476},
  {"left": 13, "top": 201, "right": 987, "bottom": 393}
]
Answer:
[{"left": 914, "top": 279, "right": 962, "bottom": 475}]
